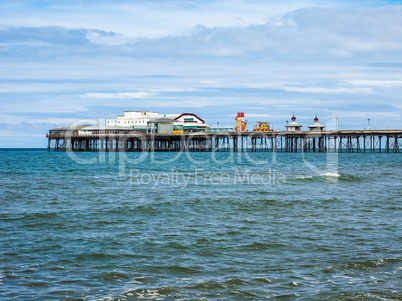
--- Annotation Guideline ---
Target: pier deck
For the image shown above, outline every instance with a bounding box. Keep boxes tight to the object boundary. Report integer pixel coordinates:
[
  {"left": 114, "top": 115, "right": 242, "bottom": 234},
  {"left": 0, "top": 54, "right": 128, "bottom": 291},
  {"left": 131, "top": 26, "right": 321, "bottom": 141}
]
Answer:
[{"left": 47, "top": 130, "right": 402, "bottom": 153}]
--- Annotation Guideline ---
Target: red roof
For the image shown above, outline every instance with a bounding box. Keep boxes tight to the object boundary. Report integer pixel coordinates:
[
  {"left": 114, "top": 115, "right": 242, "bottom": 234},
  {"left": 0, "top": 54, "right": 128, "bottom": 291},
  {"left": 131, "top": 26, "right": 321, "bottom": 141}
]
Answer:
[{"left": 174, "top": 113, "right": 205, "bottom": 124}]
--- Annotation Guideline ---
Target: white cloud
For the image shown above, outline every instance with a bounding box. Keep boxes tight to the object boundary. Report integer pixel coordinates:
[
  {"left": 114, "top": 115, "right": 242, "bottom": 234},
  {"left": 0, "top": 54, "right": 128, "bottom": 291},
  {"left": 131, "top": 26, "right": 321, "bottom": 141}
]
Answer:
[
  {"left": 0, "top": 113, "right": 82, "bottom": 125},
  {"left": 336, "top": 111, "right": 401, "bottom": 118},
  {"left": 0, "top": 129, "right": 13, "bottom": 136},
  {"left": 0, "top": 97, "right": 89, "bottom": 114},
  {"left": 346, "top": 79, "right": 402, "bottom": 87},
  {"left": 0, "top": 0, "right": 330, "bottom": 40},
  {"left": 282, "top": 87, "right": 373, "bottom": 93},
  {"left": 2, "top": 6, "right": 402, "bottom": 61},
  {"left": 151, "top": 88, "right": 197, "bottom": 92},
  {"left": 246, "top": 113, "right": 274, "bottom": 118},
  {"left": 83, "top": 92, "right": 156, "bottom": 99}
]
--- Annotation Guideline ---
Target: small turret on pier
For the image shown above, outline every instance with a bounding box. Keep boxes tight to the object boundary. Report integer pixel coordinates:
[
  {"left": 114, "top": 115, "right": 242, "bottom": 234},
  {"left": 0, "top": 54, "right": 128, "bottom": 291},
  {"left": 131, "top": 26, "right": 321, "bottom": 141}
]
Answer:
[
  {"left": 308, "top": 115, "right": 325, "bottom": 131},
  {"left": 285, "top": 114, "right": 303, "bottom": 132}
]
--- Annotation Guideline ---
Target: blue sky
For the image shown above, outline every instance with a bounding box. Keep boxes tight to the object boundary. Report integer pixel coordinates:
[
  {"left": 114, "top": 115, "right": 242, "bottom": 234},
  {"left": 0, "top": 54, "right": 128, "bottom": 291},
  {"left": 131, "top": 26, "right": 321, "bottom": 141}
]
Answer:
[{"left": 1, "top": 0, "right": 402, "bottom": 147}]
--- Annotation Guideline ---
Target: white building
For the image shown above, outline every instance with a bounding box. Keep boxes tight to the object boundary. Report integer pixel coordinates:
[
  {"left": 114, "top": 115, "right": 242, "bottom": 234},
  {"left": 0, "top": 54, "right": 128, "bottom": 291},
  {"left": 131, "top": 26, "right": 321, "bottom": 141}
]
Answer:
[
  {"left": 285, "top": 114, "right": 303, "bottom": 131},
  {"left": 107, "top": 111, "right": 159, "bottom": 132},
  {"left": 308, "top": 115, "right": 325, "bottom": 131},
  {"left": 106, "top": 111, "right": 209, "bottom": 133}
]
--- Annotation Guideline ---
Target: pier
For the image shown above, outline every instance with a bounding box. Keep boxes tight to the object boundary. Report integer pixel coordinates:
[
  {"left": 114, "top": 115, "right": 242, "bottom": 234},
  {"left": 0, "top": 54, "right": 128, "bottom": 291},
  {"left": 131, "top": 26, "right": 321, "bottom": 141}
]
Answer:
[{"left": 47, "top": 130, "right": 402, "bottom": 153}]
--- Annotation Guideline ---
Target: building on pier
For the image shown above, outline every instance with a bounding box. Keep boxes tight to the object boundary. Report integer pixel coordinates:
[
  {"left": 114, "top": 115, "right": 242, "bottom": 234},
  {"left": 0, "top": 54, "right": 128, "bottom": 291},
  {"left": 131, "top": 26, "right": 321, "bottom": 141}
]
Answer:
[
  {"left": 48, "top": 111, "right": 208, "bottom": 138},
  {"left": 78, "top": 125, "right": 138, "bottom": 136},
  {"left": 49, "top": 125, "right": 89, "bottom": 136},
  {"left": 174, "top": 113, "right": 209, "bottom": 132},
  {"left": 147, "top": 118, "right": 175, "bottom": 134},
  {"left": 308, "top": 115, "right": 325, "bottom": 131},
  {"left": 107, "top": 111, "right": 158, "bottom": 129},
  {"left": 285, "top": 114, "right": 302, "bottom": 132},
  {"left": 106, "top": 111, "right": 209, "bottom": 133}
]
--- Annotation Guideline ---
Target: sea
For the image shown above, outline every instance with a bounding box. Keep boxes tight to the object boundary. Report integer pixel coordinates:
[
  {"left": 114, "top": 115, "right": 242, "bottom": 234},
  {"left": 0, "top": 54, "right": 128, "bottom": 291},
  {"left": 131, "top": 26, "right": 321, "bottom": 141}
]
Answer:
[{"left": 0, "top": 149, "right": 401, "bottom": 300}]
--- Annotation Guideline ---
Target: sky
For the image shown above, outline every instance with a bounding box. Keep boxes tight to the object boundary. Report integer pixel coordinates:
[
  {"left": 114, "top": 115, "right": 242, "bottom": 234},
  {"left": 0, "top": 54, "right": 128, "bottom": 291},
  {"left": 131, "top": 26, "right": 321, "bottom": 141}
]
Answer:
[{"left": 1, "top": 0, "right": 402, "bottom": 147}]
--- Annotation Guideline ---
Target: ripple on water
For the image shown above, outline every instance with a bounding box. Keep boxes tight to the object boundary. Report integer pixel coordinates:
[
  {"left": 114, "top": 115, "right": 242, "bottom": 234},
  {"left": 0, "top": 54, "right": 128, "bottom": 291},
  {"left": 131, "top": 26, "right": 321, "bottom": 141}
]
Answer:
[{"left": 342, "top": 257, "right": 400, "bottom": 271}]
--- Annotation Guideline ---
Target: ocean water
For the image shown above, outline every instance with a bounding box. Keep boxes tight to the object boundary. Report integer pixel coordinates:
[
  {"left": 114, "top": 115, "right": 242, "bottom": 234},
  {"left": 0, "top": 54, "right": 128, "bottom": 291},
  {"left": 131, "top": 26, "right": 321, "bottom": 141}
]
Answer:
[{"left": 0, "top": 149, "right": 401, "bottom": 300}]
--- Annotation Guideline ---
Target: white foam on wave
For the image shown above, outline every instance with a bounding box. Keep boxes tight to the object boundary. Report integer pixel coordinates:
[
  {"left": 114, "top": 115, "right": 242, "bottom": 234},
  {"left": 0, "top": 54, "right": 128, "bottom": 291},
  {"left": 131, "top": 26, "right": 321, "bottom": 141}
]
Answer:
[
  {"left": 295, "top": 172, "right": 340, "bottom": 179},
  {"left": 320, "top": 172, "right": 341, "bottom": 178},
  {"left": 295, "top": 175, "right": 314, "bottom": 179}
]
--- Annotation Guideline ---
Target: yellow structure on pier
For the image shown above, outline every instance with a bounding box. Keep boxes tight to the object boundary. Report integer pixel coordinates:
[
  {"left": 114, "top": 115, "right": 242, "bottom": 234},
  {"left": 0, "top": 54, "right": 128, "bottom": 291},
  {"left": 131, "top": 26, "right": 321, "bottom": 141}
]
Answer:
[{"left": 253, "top": 122, "right": 273, "bottom": 132}]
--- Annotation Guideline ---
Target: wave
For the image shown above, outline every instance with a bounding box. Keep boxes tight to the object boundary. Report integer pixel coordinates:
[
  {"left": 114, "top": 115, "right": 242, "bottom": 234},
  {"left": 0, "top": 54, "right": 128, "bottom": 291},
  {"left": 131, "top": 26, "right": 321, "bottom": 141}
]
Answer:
[
  {"left": 98, "top": 271, "right": 131, "bottom": 281},
  {"left": 75, "top": 253, "right": 121, "bottom": 260},
  {"left": 321, "top": 172, "right": 341, "bottom": 178},
  {"left": 254, "top": 277, "right": 272, "bottom": 283},
  {"left": 342, "top": 257, "right": 400, "bottom": 271},
  {"left": 291, "top": 172, "right": 366, "bottom": 183},
  {"left": 22, "top": 212, "right": 59, "bottom": 219},
  {"left": 237, "top": 241, "right": 287, "bottom": 251},
  {"left": 224, "top": 278, "right": 252, "bottom": 286},
  {"left": 295, "top": 172, "right": 340, "bottom": 180},
  {"left": 339, "top": 173, "right": 364, "bottom": 181},
  {"left": 189, "top": 281, "right": 227, "bottom": 290},
  {"left": 121, "top": 287, "right": 178, "bottom": 299}
]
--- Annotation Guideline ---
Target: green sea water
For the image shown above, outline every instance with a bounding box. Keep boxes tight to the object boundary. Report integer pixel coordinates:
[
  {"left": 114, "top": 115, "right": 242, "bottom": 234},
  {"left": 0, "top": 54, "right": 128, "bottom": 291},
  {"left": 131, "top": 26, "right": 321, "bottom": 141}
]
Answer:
[{"left": 0, "top": 149, "right": 401, "bottom": 300}]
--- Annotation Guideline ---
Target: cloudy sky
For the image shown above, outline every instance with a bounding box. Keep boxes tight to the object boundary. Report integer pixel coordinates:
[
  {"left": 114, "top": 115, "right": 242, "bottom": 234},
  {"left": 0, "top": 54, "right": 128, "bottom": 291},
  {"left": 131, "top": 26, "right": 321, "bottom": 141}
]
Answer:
[{"left": 1, "top": 0, "right": 402, "bottom": 147}]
